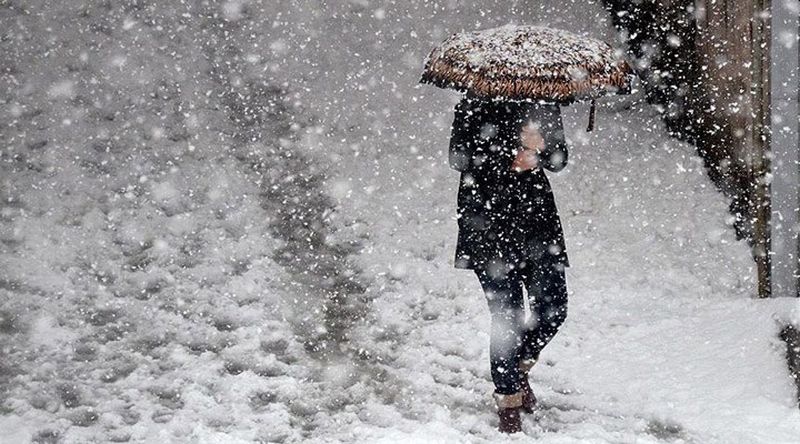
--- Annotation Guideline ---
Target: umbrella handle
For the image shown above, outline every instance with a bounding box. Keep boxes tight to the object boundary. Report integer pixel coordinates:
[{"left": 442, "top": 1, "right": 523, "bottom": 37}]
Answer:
[{"left": 586, "top": 99, "right": 596, "bottom": 132}]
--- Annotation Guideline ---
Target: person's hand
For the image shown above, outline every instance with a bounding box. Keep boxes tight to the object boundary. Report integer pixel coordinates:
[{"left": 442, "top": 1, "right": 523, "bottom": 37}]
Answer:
[
  {"left": 511, "top": 148, "right": 539, "bottom": 172},
  {"left": 520, "top": 122, "right": 545, "bottom": 151},
  {"left": 512, "top": 123, "right": 544, "bottom": 172}
]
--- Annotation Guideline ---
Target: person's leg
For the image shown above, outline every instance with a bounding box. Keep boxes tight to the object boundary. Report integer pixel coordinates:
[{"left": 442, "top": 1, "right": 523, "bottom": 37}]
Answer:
[
  {"left": 473, "top": 266, "right": 527, "bottom": 395},
  {"left": 520, "top": 262, "right": 568, "bottom": 362}
]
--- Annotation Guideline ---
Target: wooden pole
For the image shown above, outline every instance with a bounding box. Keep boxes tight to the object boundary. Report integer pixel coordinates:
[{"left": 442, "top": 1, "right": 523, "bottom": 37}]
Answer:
[{"left": 753, "top": 0, "right": 772, "bottom": 298}]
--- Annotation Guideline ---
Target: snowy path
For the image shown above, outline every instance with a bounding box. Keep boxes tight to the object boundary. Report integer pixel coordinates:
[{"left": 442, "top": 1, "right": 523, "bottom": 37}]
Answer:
[
  {"left": 281, "top": 1, "right": 800, "bottom": 440},
  {"left": 314, "top": 97, "right": 800, "bottom": 442}
]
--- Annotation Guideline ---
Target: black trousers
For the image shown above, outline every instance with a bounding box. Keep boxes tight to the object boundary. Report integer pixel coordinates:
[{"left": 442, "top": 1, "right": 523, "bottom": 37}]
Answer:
[{"left": 474, "top": 262, "right": 568, "bottom": 395}]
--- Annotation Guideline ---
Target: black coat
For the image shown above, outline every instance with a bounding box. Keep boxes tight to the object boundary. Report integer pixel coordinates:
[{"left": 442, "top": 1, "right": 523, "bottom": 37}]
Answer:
[{"left": 449, "top": 95, "right": 570, "bottom": 272}]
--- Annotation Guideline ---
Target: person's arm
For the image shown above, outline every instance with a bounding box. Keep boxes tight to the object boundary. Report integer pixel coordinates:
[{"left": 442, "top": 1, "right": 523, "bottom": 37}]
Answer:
[
  {"left": 534, "top": 104, "right": 569, "bottom": 173},
  {"left": 448, "top": 97, "right": 479, "bottom": 172}
]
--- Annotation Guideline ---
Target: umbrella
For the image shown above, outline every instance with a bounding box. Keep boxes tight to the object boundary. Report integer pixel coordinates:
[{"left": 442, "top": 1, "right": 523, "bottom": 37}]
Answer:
[{"left": 419, "top": 25, "right": 634, "bottom": 130}]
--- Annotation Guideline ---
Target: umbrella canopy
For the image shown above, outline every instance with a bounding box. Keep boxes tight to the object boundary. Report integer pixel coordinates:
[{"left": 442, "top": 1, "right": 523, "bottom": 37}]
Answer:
[{"left": 419, "top": 25, "right": 633, "bottom": 103}]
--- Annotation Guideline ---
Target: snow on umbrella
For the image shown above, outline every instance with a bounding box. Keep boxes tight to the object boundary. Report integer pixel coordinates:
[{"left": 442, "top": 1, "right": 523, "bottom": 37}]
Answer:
[{"left": 419, "top": 25, "right": 634, "bottom": 130}]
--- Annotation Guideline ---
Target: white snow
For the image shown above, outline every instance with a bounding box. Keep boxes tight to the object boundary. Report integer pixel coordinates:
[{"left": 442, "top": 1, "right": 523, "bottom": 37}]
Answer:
[
  {"left": 426, "top": 25, "right": 617, "bottom": 75},
  {"left": 2, "top": 1, "right": 799, "bottom": 443}
]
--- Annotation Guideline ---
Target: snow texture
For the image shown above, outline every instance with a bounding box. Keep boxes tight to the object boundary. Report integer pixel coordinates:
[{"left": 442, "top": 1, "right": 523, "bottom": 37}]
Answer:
[
  {"left": 428, "top": 25, "right": 619, "bottom": 75},
  {"left": 1, "top": 0, "right": 799, "bottom": 443}
]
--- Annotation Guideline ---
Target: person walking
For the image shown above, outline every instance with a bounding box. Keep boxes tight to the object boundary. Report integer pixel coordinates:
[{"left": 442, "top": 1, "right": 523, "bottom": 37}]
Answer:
[{"left": 448, "top": 92, "right": 570, "bottom": 433}]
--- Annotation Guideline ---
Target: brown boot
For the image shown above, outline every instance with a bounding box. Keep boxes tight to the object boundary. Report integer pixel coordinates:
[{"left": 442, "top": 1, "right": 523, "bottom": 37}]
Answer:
[
  {"left": 519, "top": 358, "right": 537, "bottom": 413},
  {"left": 493, "top": 392, "right": 523, "bottom": 434}
]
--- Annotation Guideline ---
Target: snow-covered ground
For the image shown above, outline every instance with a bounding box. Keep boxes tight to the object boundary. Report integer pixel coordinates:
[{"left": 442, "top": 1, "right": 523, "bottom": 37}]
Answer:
[
  {"left": 2, "top": 1, "right": 799, "bottom": 443},
  {"left": 319, "top": 95, "right": 800, "bottom": 442}
]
